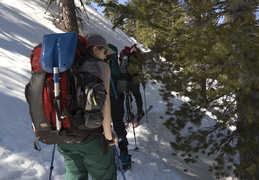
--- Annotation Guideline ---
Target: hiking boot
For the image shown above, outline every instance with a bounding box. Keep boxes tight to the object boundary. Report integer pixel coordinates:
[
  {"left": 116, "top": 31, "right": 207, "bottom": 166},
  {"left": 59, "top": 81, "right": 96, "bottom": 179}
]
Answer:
[
  {"left": 119, "top": 154, "right": 132, "bottom": 170},
  {"left": 137, "top": 109, "right": 145, "bottom": 121}
]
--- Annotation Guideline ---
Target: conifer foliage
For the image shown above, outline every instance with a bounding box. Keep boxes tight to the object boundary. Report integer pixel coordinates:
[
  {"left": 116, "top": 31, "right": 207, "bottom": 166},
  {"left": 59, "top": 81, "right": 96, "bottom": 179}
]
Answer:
[{"left": 97, "top": 0, "right": 259, "bottom": 179}]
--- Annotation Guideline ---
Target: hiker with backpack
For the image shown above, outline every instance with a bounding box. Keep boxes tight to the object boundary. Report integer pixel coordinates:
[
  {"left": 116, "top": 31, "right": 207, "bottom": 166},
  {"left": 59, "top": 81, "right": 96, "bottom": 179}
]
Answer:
[
  {"left": 57, "top": 33, "right": 118, "bottom": 180},
  {"left": 25, "top": 33, "right": 118, "bottom": 180},
  {"left": 119, "top": 44, "right": 146, "bottom": 124},
  {"left": 106, "top": 43, "right": 132, "bottom": 170}
]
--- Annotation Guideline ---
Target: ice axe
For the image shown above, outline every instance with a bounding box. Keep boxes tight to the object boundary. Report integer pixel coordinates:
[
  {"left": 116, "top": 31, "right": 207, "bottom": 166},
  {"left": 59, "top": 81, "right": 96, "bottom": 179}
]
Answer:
[{"left": 40, "top": 32, "right": 77, "bottom": 131}]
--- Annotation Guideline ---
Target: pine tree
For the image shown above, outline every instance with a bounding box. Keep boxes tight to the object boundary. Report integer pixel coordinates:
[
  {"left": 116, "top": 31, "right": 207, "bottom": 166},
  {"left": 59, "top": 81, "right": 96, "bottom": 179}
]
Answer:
[
  {"left": 98, "top": 0, "right": 259, "bottom": 179},
  {"left": 228, "top": 1, "right": 259, "bottom": 179}
]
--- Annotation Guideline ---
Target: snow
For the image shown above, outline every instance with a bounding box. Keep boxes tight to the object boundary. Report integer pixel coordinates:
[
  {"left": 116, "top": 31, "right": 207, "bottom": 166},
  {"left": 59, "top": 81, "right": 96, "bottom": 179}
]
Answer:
[{"left": 0, "top": 0, "right": 224, "bottom": 179}]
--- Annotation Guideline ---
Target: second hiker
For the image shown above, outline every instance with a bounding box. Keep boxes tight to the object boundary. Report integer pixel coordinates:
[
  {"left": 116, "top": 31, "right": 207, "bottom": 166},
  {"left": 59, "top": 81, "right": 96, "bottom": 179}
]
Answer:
[{"left": 106, "top": 43, "right": 132, "bottom": 170}]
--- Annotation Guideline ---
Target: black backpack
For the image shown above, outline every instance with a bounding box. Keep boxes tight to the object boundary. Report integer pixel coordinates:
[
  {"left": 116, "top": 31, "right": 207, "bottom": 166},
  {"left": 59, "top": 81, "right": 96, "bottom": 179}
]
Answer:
[{"left": 25, "top": 34, "right": 106, "bottom": 151}]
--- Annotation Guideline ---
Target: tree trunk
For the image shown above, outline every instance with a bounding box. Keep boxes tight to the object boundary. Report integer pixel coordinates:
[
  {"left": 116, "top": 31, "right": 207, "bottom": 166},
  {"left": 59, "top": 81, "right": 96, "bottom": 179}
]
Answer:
[{"left": 62, "top": 0, "right": 79, "bottom": 33}]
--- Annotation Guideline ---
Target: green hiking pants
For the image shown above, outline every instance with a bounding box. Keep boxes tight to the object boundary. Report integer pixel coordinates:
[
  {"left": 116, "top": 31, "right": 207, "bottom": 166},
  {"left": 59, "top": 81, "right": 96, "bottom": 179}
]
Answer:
[{"left": 58, "top": 135, "right": 117, "bottom": 180}]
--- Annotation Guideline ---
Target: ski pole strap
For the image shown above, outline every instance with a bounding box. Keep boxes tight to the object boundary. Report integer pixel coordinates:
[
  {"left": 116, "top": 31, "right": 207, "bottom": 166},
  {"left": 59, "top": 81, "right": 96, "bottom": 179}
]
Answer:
[
  {"left": 102, "top": 135, "right": 109, "bottom": 155},
  {"left": 34, "top": 136, "right": 41, "bottom": 151}
]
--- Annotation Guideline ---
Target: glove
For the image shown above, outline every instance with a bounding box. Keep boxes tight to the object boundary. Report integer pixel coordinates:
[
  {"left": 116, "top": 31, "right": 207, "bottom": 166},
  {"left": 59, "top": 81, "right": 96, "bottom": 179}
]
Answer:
[{"left": 105, "top": 131, "right": 117, "bottom": 146}]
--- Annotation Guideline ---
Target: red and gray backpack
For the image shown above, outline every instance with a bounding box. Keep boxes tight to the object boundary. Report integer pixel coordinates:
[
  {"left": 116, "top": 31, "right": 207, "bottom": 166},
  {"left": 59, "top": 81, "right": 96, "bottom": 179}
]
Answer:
[
  {"left": 25, "top": 34, "right": 106, "bottom": 151},
  {"left": 119, "top": 44, "right": 137, "bottom": 69}
]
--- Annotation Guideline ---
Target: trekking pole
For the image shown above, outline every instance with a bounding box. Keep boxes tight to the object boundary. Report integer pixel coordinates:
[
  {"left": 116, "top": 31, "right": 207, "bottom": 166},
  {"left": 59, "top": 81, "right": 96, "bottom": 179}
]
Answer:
[
  {"left": 143, "top": 85, "right": 148, "bottom": 127},
  {"left": 113, "top": 146, "right": 127, "bottom": 180},
  {"left": 49, "top": 144, "right": 56, "bottom": 180},
  {"left": 127, "top": 91, "right": 139, "bottom": 150}
]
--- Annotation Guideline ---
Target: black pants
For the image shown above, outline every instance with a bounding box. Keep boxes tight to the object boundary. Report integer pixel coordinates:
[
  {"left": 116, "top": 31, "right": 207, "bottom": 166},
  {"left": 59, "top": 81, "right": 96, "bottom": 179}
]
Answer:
[
  {"left": 125, "top": 80, "right": 143, "bottom": 112},
  {"left": 110, "top": 93, "right": 129, "bottom": 154}
]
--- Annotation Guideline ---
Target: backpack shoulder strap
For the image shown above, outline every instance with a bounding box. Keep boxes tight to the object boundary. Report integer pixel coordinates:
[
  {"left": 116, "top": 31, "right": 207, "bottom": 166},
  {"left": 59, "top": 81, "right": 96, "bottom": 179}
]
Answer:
[{"left": 76, "top": 35, "right": 89, "bottom": 56}]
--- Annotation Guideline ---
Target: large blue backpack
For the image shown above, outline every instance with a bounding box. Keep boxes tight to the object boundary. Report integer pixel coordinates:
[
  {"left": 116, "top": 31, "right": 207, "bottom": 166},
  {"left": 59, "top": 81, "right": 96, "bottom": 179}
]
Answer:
[
  {"left": 108, "top": 43, "right": 120, "bottom": 79},
  {"left": 107, "top": 44, "right": 130, "bottom": 95}
]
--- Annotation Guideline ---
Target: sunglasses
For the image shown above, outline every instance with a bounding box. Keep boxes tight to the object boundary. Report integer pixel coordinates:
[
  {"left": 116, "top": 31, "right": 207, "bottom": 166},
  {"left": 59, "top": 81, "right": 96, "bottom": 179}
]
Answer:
[{"left": 98, "top": 46, "right": 108, "bottom": 55}]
